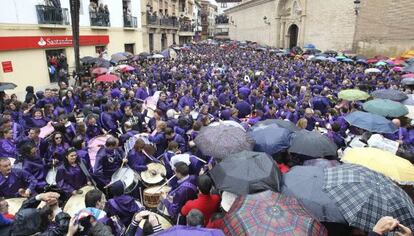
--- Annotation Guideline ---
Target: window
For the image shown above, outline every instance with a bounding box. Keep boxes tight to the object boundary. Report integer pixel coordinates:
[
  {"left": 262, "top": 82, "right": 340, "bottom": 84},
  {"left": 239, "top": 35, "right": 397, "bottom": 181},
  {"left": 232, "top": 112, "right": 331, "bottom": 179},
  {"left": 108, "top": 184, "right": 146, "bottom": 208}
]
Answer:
[
  {"left": 124, "top": 43, "right": 135, "bottom": 54},
  {"left": 149, "top": 33, "right": 154, "bottom": 52},
  {"left": 95, "top": 45, "right": 106, "bottom": 54},
  {"left": 45, "top": 49, "right": 66, "bottom": 83}
]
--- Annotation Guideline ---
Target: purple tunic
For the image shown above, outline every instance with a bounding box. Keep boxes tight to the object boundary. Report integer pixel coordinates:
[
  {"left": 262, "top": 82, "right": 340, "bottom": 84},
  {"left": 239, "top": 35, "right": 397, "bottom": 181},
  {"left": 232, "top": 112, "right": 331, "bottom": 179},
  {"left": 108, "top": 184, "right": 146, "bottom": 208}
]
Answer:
[
  {"left": 93, "top": 147, "right": 124, "bottom": 185},
  {"left": 127, "top": 150, "right": 148, "bottom": 173},
  {"left": 0, "top": 169, "right": 37, "bottom": 198},
  {"left": 0, "top": 139, "right": 17, "bottom": 158},
  {"left": 162, "top": 175, "right": 197, "bottom": 220},
  {"left": 56, "top": 164, "right": 88, "bottom": 197},
  {"left": 105, "top": 195, "right": 141, "bottom": 226},
  {"left": 22, "top": 157, "right": 47, "bottom": 189}
]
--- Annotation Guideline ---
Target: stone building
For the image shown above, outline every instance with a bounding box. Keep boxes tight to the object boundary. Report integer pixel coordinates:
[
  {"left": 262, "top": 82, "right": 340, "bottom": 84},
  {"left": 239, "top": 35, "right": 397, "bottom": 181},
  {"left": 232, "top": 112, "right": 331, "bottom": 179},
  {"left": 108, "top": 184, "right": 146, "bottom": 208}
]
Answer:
[
  {"left": 226, "top": 0, "right": 414, "bottom": 56},
  {"left": 201, "top": 0, "right": 217, "bottom": 39}
]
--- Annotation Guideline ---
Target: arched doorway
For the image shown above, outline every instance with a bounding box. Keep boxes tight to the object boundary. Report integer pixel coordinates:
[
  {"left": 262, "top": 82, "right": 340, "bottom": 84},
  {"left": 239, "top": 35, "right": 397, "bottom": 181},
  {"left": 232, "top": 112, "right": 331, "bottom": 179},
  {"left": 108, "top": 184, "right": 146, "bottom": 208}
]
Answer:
[{"left": 288, "top": 24, "right": 299, "bottom": 48}]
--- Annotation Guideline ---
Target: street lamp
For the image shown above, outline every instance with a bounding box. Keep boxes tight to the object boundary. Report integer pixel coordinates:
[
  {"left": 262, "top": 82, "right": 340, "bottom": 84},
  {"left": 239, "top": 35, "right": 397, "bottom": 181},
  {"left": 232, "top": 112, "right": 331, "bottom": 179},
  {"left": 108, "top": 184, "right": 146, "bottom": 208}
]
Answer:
[
  {"left": 263, "top": 16, "right": 270, "bottom": 25},
  {"left": 354, "top": 0, "right": 361, "bottom": 15}
]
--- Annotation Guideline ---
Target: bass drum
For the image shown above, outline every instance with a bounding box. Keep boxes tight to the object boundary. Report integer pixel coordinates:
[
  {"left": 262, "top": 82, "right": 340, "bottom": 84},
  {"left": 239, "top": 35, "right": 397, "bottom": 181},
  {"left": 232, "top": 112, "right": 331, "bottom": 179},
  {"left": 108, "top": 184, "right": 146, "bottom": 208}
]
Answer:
[
  {"left": 63, "top": 185, "right": 95, "bottom": 217},
  {"left": 5, "top": 198, "right": 26, "bottom": 215},
  {"left": 138, "top": 212, "right": 172, "bottom": 230},
  {"left": 141, "top": 163, "right": 166, "bottom": 186},
  {"left": 111, "top": 167, "right": 140, "bottom": 194}
]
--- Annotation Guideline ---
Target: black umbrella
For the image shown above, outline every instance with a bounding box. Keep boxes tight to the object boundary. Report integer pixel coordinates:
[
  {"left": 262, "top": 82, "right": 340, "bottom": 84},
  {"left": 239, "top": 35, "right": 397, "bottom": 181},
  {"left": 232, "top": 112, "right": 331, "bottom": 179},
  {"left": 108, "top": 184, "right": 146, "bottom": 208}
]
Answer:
[
  {"left": 0, "top": 82, "right": 17, "bottom": 91},
  {"left": 95, "top": 58, "right": 111, "bottom": 68},
  {"left": 323, "top": 50, "right": 337, "bottom": 55},
  {"left": 80, "top": 56, "right": 96, "bottom": 64},
  {"left": 210, "top": 151, "right": 282, "bottom": 195},
  {"left": 288, "top": 130, "right": 338, "bottom": 158},
  {"left": 254, "top": 119, "right": 300, "bottom": 132},
  {"left": 371, "top": 89, "right": 408, "bottom": 102}
]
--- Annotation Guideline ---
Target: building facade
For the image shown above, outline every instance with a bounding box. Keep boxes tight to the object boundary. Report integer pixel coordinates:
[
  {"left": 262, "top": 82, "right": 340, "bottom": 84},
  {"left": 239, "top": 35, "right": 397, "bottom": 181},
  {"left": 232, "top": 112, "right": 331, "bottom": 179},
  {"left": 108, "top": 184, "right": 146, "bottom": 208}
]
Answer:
[
  {"left": 200, "top": 1, "right": 217, "bottom": 39},
  {"left": 226, "top": 0, "right": 414, "bottom": 56},
  {"left": 214, "top": 3, "right": 239, "bottom": 40},
  {"left": 0, "top": 0, "right": 143, "bottom": 96}
]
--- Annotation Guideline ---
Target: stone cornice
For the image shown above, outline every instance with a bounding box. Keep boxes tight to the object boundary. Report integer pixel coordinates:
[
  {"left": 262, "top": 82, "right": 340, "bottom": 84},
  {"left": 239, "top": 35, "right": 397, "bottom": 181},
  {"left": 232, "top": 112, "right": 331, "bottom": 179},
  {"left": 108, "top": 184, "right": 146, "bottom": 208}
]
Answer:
[{"left": 225, "top": 0, "right": 275, "bottom": 14}]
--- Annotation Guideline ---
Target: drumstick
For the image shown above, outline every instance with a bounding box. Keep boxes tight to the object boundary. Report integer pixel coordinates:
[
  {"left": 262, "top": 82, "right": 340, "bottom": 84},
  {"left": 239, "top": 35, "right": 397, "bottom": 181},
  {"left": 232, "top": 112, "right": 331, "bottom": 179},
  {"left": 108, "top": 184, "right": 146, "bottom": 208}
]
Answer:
[
  {"left": 155, "top": 174, "right": 176, "bottom": 192},
  {"left": 139, "top": 186, "right": 144, "bottom": 206},
  {"left": 192, "top": 156, "right": 207, "bottom": 164}
]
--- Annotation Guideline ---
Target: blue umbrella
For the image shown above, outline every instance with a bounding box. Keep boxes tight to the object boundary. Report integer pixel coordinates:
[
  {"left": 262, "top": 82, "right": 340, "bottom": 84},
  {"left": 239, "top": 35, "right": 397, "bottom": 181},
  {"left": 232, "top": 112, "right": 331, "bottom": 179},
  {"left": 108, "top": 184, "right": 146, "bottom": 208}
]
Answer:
[
  {"left": 404, "top": 64, "right": 414, "bottom": 73},
  {"left": 356, "top": 59, "right": 368, "bottom": 64},
  {"left": 155, "top": 225, "right": 225, "bottom": 236},
  {"left": 249, "top": 124, "right": 292, "bottom": 155},
  {"left": 402, "top": 77, "right": 414, "bottom": 85},
  {"left": 315, "top": 56, "right": 327, "bottom": 61},
  {"left": 402, "top": 94, "right": 414, "bottom": 105},
  {"left": 326, "top": 57, "right": 338, "bottom": 63},
  {"left": 281, "top": 166, "right": 346, "bottom": 223},
  {"left": 344, "top": 111, "right": 398, "bottom": 134},
  {"left": 371, "top": 89, "right": 408, "bottom": 102},
  {"left": 304, "top": 43, "right": 316, "bottom": 49},
  {"left": 342, "top": 58, "right": 354, "bottom": 63}
]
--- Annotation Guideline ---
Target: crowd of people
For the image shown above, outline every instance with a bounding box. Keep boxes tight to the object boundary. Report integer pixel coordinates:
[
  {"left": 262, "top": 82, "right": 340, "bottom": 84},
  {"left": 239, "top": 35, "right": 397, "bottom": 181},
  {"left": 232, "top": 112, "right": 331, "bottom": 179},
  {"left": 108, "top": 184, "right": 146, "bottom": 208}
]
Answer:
[{"left": 0, "top": 41, "right": 413, "bottom": 236}]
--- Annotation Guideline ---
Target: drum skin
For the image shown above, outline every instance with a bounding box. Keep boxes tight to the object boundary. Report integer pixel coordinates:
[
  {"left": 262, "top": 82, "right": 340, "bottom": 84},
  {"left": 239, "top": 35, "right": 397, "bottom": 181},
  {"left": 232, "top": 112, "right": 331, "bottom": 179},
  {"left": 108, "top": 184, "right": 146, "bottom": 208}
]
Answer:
[
  {"left": 63, "top": 185, "right": 95, "bottom": 217},
  {"left": 5, "top": 198, "right": 26, "bottom": 215}
]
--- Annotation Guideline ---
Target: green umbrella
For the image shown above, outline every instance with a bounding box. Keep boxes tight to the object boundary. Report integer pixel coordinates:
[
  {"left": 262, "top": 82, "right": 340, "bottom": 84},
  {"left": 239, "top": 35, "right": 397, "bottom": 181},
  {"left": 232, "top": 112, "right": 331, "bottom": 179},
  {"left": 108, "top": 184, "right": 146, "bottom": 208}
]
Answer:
[
  {"left": 338, "top": 89, "right": 370, "bottom": 101},
  {"left": 363, "top": 99, "right": 409, "bottom": 118},
  {"left": 335, "top": 55, "right": 347, "bottom": 60},
  {"left": 375, "top": 61, "right": 387, "bottom": 67}
]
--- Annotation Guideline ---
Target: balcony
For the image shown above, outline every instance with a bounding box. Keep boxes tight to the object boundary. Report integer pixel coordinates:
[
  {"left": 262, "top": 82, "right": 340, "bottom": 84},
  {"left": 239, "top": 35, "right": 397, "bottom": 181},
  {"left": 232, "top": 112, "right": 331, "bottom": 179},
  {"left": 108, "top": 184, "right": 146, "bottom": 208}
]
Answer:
[
  {"left": 35, "top": 5, "right": 69, "bottom": 26},
  {"left": 178, "top": 23, "right": 195, "bottom": 36},
  {"left": 124, "top": 16, "right": 137, "bottom": 28},
  {"left": 147, "top": 15, "right": 179, "bottom": 28},
  {"left": 90, "top": 12, "right": 110, "bottom": 27}
]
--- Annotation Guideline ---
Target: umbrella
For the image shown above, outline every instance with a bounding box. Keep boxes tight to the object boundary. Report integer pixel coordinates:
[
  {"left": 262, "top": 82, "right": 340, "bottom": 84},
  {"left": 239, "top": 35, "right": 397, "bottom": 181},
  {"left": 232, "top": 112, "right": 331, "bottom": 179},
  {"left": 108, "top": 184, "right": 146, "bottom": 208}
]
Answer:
[
  {"left": 149, "top": 54, "right": 164, "bottom": 59},
  {"left": 221, "top": 191, "right": 328, "bottom": 236},
  {"left": 208, "top": 120, "right": 246, "bottom": 132},
  {"left": 371, "top": 89, "right": 408, "bottom": 102},
  {"left": 326, "top": 57, "right": 338, "bottom": 63},
  {"left": 366, "top": 58, "right": 379, "bottom": 64},
  {"left": 254, "top": 119, "right": 300, "bottom": 132},
  {"left": 96, "top": 74, "right": 120, "bottom": 83},
  {"left": 364, "top": 68, "right": 381, "bottom": 74},
  {"left": 281, "top": 166, "right": 346, "bottom": 223},
  {"left": 323, "top": 50, "right": 337, "bottom": 55},
  {"left": 120, "top": 65, "right": 135, "bottom": 72},
  {"left": 304, "top": 43, "right": 316, "bottom": 49},
  {"left": 209, "top": 151, "right": 282, "bottom": 195},
  {"left": 335, "top": 55, "right": 347, "bottom": 60},
  {"left": 402, "top": 77, "right": 414, "bottom": 85},
  {"left": 356, "top": 59, "right": 367, "bottom": 64},
  {"left": 0, "top": 82, "right": 17, "bottom": 91},
  {"left": 404, "top": 65, "right": 414, "bottom": 73},
  {"left": 344, "top": 111, "right": 398, "bottom": 133},
  {"left": 249, "top": 124, "right": 292, "bottom": 155},
  {"left": 91, "top": 67, "right": 108, "bottom": 75},
  {"left": 194, "top": 125, "right": 255, "bottom": 160},
  {"left": 406, "top": 105, "right": 414, "bottom": 119},
  {"left": 402, "top": 94, "right": 414, "bottom": 105},
  {"left": 111, "top": 53, "right": 129, "bottom": 63},
  {"left": 342, "top": 147, "right": 414, "bottom": 185},
  {"left": 288, "top": 130, "right": 338, "bottom": 158},
  {"left": 303, "top": 158, "right": 341, "bottom": 168},
  {"left": 375, "top": 61, "right": 387, "bottom": 67},
  {"left": 342, "top": 58, "right": 354, "bottom": 63},
  {"left": 338, "top": 89, "right": 369, "bottom": 101},
  {"left": 362, "top": 99, "right": 409, "bottom": 117},
  {"left": 80, "top": 56, "right": 97, "bottom": 64},
  {"left": 155, "top": 226, "right": 225, "bottom": 236},
  {"left": 95, "top": 58, "right": 111, "bottom": 68},
  {"left": 314, "top": 56, "right": 327, "bottom": 61},
  {"left": 323, "top": 164, "right": 414, "bottom": 232},
  {"left": 402, "top": 73, "right": 414, "bottom": 78}
]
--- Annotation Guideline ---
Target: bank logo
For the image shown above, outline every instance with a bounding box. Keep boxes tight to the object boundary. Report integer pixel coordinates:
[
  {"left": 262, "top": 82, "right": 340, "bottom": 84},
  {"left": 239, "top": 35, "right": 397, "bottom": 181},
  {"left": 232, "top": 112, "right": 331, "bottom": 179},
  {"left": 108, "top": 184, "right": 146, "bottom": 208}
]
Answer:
[{"left": 38, "top": 37, "right": 47, "bottom": 47}]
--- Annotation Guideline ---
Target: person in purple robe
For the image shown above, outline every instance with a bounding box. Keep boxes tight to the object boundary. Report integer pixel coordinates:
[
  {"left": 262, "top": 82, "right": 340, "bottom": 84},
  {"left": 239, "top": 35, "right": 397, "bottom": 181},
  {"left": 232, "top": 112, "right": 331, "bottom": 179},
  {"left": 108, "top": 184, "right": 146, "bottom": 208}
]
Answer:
[
  {"left": 44, "top": 132, "right": 70, "bottom": 168},
  {"left": 22, "top": 107, "right": 49, "bottom": 129},
  {"left": 119, "top": 122, "right": 139, "bottom": 148},
  {"left": 325, "top": 123, "right": 346, "bottom": 149},
  {"left": 56, "top": 148, "right": 90, "bottom": 200},
  {"left": 135, "top": 81, "right": 150, "bottom": 101},
  {"left": 100, "top": 104, "right": 118, "bottom": 135},
  {"left": 1, "top": 113, "right": 24, "bottom": 141},
  {"left": 0, "top": 158, "right": 37, "bottom": 198},
  {"left": 262, "top": 104, "right": 278, "bottom": 120},
  {"left": 165, "top": 127, "right": 187, "bottom": 153},
  {"left": 161, "top": 162, "right": 197, "bottom": 221},
  {"left": 157, "top": 92, "right": 173, "bottom": 114},
  {"left": 0, "top": 127, "right": 18, "bottom": 159},
  {"left": 73, "top": 136, "right": 93, "bottom": 172},
  {"left": 93, "top": 136, "right": 126, "bottom": 187},
  {"left": 105, "top": 180, "right": 141, "bottom": 226},
  {"left": 21, "top": 143, "right": 47, "bottom": 192},
  {"left": 148, "top": 121, "right": 168, "bottom": 157},
  {"left": 384, "top": 119, "right": 410, "bottom": 144},
  {"left": 85, "top": 114, "right": 104, "bottom": 141},
  {"left": 61, "top": 90, "right": 76, "bottom": 113},
  {"left": 127, "top": 138, "right": 149, "bottom": 173},
  {"left": 178, "top": 90, "right": 195, "bottom": 111},
  {"left": 235, "top": 95, "right": 252, "bottom": 119}
]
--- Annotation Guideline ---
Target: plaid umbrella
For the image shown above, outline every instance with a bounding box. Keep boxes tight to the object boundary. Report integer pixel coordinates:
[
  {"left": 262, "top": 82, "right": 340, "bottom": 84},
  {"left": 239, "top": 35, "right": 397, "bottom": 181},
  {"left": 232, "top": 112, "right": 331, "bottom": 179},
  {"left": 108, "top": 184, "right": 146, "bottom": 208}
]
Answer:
[
  {"left": 194, "top": 125, "right": 255, "bottom": 160},
  {"left": 362, "top": 99, "right": 409, "bottom": 118},
  {"left": 371, "top": 89, "right": 409, "bottom": 102},
  {"left": 221, "top": 191, "right": 328, "bottom": 236},
  {"left": 254, "top": 119, "right": 300, "bottom": 132},
  {"left": 288, "top": 130, "right": 338, "bottom": 158},
  {"left": 323, "top": 164, "right": 414, "bottom": 232}
]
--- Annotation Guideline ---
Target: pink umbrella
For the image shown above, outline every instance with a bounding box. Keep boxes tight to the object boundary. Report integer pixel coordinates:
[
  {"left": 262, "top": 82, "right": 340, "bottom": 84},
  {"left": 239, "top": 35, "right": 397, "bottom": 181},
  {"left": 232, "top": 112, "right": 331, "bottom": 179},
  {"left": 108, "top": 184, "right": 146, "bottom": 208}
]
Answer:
[
  {"left": 96, "top": 74, "right": 120, "bottom": 82},
  {"left": 88, "top": 135, "right": 111, "bottom": 166},
  {"left": 91, "top": 67, "right": 108, "bottom": 75},
  {"left": 402, "top": 73, "right": 414, "bottom": 78},
  {"left": 392, "top": 67, "right": 403, "bottom": 72},
  {"left": 120, "top": 65, "right": 135, "bottom": 72}
]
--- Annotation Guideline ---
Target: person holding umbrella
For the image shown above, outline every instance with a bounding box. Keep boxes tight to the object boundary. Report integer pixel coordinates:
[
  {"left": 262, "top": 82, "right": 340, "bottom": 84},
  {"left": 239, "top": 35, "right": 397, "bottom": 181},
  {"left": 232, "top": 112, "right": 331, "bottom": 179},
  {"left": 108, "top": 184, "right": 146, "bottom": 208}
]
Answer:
[{"left": 369, "top": 216, "right": 412, "bottom": 236}]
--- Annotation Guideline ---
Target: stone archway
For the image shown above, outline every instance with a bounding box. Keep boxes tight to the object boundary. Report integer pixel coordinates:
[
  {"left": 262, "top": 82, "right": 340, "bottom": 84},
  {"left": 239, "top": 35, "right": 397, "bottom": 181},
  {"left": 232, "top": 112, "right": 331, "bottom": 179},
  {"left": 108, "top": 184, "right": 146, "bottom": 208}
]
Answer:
[{"left": 288, "top": 24, "right": 298, "bottom": 48}]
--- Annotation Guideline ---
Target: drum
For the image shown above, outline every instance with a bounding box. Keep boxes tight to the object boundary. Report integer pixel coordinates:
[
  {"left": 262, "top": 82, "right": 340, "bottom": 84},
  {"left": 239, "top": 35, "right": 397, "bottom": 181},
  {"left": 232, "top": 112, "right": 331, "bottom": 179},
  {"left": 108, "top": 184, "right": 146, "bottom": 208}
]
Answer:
[
  {"left": 138, "top": 212, "right": 172, "bottom": 230},
  {"left": 46, "top": 168, "right": 57, "bottom": 185},
  {"left": 143, "top": 185, "right": 171, "bottom": 209},
  {"left": 111, "top": 167, "right": 140, "bottom": 194},
  {"left": 63, "top": 185, "right": 95, "bottom": 217},
  {"left": 141, "top": 163, "right": 166, "bottom": 186},
  {"left": 5, "top": 198, "right": 26, "bottom": 215}
]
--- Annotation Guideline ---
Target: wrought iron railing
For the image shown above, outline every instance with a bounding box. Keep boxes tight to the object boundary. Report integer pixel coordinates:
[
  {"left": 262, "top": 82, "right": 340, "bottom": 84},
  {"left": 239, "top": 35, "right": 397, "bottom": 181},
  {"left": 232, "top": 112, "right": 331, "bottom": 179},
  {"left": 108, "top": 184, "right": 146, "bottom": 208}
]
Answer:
[{"left": 35, "top": 5, "right": 69, "bottom": 25}]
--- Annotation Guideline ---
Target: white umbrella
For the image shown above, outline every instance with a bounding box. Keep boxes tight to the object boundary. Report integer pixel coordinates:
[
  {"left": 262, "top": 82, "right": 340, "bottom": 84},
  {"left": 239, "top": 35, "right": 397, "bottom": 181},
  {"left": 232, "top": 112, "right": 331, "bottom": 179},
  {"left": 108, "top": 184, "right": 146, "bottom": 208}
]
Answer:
[
  {"left": 209, "top": 120, "right": 246, "bottom": 132},
  {"left": 364, "top": 68, "right": 381, "bottom": 74},
  {"left": 151, "top": 54, "right": 164, "bottom": 59}
]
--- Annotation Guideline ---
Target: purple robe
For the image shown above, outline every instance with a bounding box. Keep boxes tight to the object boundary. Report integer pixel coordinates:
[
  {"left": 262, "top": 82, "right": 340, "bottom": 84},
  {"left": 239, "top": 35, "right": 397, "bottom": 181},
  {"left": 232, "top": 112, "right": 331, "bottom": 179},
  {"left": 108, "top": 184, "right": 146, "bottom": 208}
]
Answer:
[
  {"left": 127, "top": 150, "right": 148, "bottom": 173},
  {"left": 106, "top": 195, "right": 141, "bottom": 226},
  {"left": 93, "top": 147, "right": 124, "bottom": 185},
  {"left": 162, "top": 175, "right": 197, "bottom": 220},
  {"left": 22, "top": 156, "right": 47, "bottom": 190},
  {"left": 77, "top": 149, "right": 92, "bottom": 172},
  {"left": 45, "top": 143, "right": 70, "bottom": 167},
  {"left": 0, "top": 139, "right": 17, "bottom": 158},
  {"left": 86, "top": 124, "right": 104, "bottom": 141},
  {"left": 56, "top": 164, "right": 88, "bottom": 198},
  {"left": 0, "top": 169, "right": 37, "bottom": 198}
]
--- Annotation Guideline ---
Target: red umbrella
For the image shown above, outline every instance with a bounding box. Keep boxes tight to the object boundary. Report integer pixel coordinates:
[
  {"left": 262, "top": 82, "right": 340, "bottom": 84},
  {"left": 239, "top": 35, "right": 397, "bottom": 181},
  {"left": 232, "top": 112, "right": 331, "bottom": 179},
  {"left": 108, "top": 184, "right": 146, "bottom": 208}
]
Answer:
[
  {"left": 96, "top": 74, "right": 120, "bottom": 83},
  {"left": 366, "top": 58, "right": 379, "bottom": 64},
  {"left": 91, "top": 67, "right": 108, "bottom": 75}
]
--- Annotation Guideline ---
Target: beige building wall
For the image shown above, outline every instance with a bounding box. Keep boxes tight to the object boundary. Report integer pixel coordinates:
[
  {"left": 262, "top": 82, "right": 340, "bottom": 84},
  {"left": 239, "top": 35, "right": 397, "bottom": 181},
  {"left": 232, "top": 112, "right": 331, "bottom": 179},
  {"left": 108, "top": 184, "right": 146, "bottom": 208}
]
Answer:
[
  {"left": 303, "top": 0, "right": 356, "bottom": 51},
  {"left": 227, "top": 0, "right": 277, "bottom": 46},
  {"left": 0, "top": 24, "right": 143, "bottom": 97}
]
